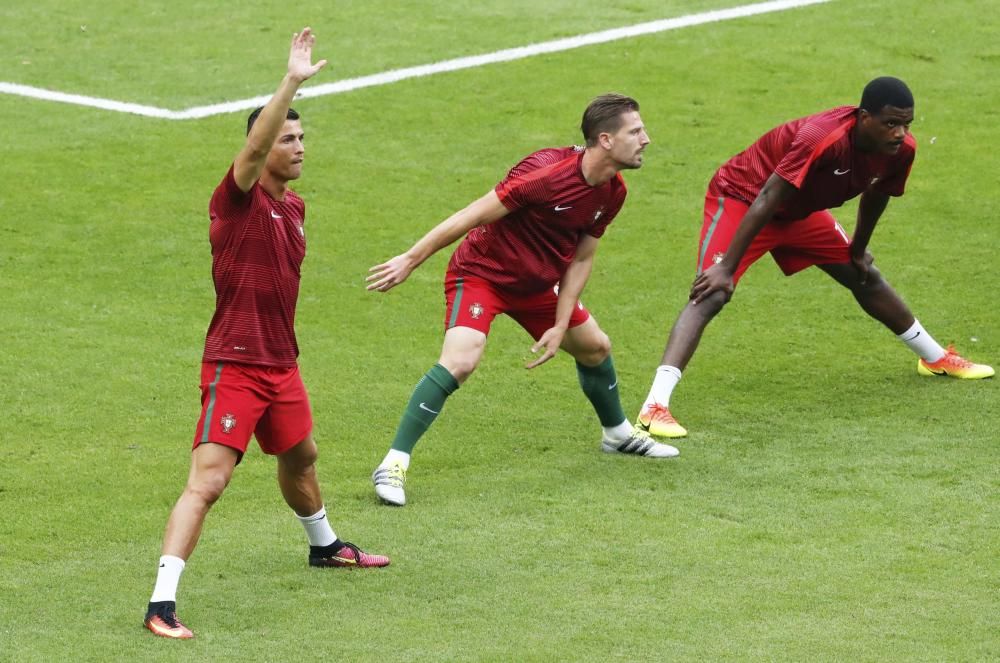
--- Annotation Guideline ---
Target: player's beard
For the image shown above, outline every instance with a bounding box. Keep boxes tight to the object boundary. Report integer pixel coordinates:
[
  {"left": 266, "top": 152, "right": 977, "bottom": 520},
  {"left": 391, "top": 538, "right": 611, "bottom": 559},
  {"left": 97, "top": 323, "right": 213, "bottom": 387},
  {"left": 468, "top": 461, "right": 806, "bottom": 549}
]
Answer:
[{"left": 620, "top": 152, "right": 644, "bottom": 170}]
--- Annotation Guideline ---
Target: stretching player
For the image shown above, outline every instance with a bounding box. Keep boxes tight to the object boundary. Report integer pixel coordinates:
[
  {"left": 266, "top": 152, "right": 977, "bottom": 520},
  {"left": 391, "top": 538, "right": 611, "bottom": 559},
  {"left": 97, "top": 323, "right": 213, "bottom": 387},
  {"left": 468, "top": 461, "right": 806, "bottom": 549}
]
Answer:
[
  {"left": 367, "top": 94, "right": 677, "bottom": 507},
  {"left": 144, "top": 28, "right": 387, "bottom": 640},
  {"left": 637, "top": 76, "right": 993, "bottom": 440}
]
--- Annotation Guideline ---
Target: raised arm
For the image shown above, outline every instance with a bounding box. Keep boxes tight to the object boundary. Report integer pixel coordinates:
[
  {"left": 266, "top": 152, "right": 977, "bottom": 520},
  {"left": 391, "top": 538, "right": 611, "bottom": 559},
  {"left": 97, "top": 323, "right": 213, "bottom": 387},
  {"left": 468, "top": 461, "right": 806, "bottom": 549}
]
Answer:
[
  {"left": 690, "top": 173, "right": 796, "bottom": 303},
  {"left": 232, "top": 28, "right": 327, "bottom": 192},
  {"left": 366, "top": 190, "right": 510, "bottom": 292}
]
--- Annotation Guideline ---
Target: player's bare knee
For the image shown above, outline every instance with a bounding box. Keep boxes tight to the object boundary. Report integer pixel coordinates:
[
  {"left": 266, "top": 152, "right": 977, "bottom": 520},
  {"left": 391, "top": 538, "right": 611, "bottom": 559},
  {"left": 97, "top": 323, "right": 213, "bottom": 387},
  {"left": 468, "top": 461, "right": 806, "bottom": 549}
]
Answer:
[
  {"left": 579, "top": 332, "right": 611, "bottom": 365},
  {"left": 187, "top": 472, "right": 229, "bottom": 506},
  {"left": 445, "top": 357, "right": 479, "bottom": 383},
  {"left": 692, "top": 291, "right": 727, "bottom": 320},
  {"left": 282, "top": 442, "right": 318, "bottom": 472},
  {"left": 855, "top": 266, "right": 886, "bottom": 296}
]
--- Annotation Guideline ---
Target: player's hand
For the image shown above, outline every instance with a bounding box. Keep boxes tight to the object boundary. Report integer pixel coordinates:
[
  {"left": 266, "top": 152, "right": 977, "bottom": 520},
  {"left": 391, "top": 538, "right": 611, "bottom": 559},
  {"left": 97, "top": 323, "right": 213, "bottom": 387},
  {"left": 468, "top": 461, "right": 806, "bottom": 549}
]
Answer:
[
  {"left": 526, "top": 326, "right": 566, "bottom": 369},
  {"left": 850, "top": 250, "right": 874, "bottom": 286},
  {"left": 690, "top": 264, "right": 734, "bottom": 304},
  {"left": 288, "top": 27, "right": 328, "bottom": 83},
  {"left": 366, "top": 254, "right": 416, "bottom": 292}
]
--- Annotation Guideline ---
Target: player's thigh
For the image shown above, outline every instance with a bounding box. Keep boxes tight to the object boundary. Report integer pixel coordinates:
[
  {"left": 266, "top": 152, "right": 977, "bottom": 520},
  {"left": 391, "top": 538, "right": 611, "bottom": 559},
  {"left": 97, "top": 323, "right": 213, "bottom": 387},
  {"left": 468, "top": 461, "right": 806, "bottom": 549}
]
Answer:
[
  {"left": 193, "top": 362, "right": 270, "bottom": 459},
  {"left": 438, "top": 326, "right": 488, "bottom": 382},
  {"left": 698, "top": 193, "right": 772, "bottom": 284},
  {"left": 443, "top": 273, "right": 504, "bottom": 336},
  {"left": 186, "top": 442, "right": 240, "bottom": 497},
  {"left": 770, "top": 210, "right": 852, "bottom": 277},
  {"left": 255, "top": 367, "right": 313, "bottom": 456},
  {"left": 507, "top": 284, "right": 591, "bottom": 341}
]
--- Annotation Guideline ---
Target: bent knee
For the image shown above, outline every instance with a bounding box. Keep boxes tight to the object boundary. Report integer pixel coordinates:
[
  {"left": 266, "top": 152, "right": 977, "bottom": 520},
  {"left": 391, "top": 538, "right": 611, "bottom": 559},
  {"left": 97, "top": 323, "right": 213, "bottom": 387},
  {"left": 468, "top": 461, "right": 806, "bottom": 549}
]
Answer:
[
  {"left": 692, "top": 290, "right": 728, "bottom": 318},
  {"left": 575, "top": 331, "right": 612, "bottom": 366},
  {"left": 441, "top": 357, "right": 478, "bottom": 383},
  {"left": 855, "top": 266, "right": 887, "bottom": 294},
  {"left": 186, "top": 473, "right": 230, "bottom": 505},
  {"left": 281, "top": 439, "right": 318, "bottom": 472}
]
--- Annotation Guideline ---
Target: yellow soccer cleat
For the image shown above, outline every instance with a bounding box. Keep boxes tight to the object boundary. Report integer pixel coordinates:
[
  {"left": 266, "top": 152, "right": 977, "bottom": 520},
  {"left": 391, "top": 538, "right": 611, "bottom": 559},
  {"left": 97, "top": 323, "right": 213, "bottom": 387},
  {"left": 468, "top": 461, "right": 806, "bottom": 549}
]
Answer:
[
  {"left": 917, "top": 345, "right": 995, "bottom": 379},
  {"left": 636, "top": 403, "right": 688, "bottom": 438}
]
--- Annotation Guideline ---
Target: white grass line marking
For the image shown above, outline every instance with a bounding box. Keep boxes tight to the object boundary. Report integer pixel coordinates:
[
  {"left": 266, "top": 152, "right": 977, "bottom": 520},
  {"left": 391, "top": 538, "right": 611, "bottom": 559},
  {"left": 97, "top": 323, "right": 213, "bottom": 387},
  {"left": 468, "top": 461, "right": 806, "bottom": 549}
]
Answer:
[{"left": 1, "top": 0, "right": 830, "bottom": 120}]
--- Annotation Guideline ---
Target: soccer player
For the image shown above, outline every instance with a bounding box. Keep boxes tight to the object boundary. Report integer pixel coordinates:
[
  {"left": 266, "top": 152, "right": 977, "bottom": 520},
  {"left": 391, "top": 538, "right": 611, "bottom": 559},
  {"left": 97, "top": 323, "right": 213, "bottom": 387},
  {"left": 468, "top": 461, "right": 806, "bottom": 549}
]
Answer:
[
  {"left": 637, "top": 76, "right": 994, "bottom": 440},
  {"left": 366, "top": 93, "right": 678, "bottom": 507},
  {"left": 143, "top": 29, "right": 388, "bottom": 640}
]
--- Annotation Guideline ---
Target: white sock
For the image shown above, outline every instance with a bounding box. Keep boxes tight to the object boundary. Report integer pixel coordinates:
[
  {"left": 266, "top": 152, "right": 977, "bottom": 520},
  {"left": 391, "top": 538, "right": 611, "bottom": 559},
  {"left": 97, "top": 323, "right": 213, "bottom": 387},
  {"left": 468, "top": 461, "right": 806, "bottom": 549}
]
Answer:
[
  {"left": 150, "top": 555, "right": 185, "bottom": 603},
  {"left": 643, "top": 365, "right": 682, "bottom": 408},
  {"left": 381, "top": 449, "right": 411, "bottom": 471},
  {"left": 896, "top": 320, "right": 945, "bottom": 362},
  {"left": 603, "top": 420, "right": 634, "bottom": 442},
  {"left": 296, "top": 507, "right": 337, "bottom": 547}
]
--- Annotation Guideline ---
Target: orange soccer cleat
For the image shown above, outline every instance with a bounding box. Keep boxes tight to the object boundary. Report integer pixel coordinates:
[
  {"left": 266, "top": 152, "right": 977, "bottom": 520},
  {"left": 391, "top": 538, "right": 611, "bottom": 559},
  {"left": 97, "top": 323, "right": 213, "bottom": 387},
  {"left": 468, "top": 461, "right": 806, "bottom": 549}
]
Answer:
[
  {"left": 636, "top": 402, "right": 688, "bottom": 438},
  {"left": 144, "top": 601, "right": 194, "bottom": 639},
  {"left": 917, "top": 345, "right": 995, "bottom": 379}
]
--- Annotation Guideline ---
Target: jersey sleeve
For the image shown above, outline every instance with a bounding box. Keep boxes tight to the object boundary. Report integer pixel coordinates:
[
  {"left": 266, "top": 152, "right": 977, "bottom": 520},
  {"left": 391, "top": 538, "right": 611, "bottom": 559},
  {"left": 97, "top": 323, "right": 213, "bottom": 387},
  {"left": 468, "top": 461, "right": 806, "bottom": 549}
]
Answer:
[
  {"left": 874, "top": 138, "right": 916, "bottom": 197},
  {"left": 773, "top": 123, "right": 830, "bottom": 189},
  {"left": 209, "top": 164, "right": 254, "bottom": 219},
  {"left": 494, "top": 168, "right": 553, "bottom": 212}
]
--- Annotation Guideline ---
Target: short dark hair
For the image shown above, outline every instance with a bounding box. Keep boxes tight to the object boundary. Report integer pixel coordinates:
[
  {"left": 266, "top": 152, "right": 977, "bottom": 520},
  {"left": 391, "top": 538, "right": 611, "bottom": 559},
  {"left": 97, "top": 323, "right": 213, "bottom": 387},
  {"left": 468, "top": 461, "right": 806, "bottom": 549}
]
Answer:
[
  {"left": 859, "top": 77, "right": 914, "bottom": 114},
  {"left": 246, "top": 106, "right": 300, "bottom": 135},
  {"left": 581, "top": 94, "right": 640, "bottom": 146}
]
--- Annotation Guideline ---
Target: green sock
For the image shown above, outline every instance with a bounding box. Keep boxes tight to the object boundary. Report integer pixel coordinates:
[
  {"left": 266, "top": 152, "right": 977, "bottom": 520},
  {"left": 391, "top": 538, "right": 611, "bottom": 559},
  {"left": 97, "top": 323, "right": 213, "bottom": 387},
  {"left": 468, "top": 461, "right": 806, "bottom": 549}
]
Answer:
[
  {"left": 389, "top": 363, "right": 460, "bottom": 454},
  {"left": 576, "top": 355, "right": 627, "bottom": 427}
]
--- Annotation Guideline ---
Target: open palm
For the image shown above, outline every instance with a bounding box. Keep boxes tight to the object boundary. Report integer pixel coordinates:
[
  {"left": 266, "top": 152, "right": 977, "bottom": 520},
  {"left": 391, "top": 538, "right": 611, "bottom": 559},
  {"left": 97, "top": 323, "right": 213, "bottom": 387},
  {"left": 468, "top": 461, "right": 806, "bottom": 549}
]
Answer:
[{"left": 288, "top": 27, "right": 327, "bottom": 82}]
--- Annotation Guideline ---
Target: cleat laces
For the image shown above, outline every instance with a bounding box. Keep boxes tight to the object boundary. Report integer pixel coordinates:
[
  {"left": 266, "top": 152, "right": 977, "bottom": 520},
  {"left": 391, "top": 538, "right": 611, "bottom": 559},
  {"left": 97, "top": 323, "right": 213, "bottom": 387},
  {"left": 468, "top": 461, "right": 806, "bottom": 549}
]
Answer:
[{"left": 645, "top": 403, "right": 678, "bottom": 424}]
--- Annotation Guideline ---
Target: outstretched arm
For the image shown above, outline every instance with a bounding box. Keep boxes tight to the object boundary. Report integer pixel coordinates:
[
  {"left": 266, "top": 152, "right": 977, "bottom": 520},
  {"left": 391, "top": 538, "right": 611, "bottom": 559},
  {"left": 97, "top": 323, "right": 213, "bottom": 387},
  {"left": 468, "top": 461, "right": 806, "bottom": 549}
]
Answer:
[
  {"left": 527, "top": 233, "right": 600, "bottom": 369},
  {"left": 366, "top": 190, "right": 509, "bottom": 292},
  {"left": 690, "top": 173, "right": 796, "bottom": 303},
  {"left": 232, "top": 28, "right": 328, "bottom": 192},
  {"left": 849, "top": 189, "right": 890, "bottom": 285}
]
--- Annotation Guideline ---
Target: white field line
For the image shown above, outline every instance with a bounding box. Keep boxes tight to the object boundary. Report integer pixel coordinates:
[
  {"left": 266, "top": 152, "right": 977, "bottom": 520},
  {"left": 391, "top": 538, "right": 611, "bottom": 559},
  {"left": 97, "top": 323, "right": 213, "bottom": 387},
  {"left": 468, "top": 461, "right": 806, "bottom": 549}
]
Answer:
[{"left": 0, "top": 0, "right": 830, "bottom": 120}]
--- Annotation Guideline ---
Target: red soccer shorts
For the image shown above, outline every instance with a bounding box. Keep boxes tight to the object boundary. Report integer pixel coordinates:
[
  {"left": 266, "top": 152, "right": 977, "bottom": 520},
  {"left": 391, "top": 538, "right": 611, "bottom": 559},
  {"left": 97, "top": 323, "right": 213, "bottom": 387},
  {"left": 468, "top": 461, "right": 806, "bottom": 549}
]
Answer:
[
  {"left": 192, "top": 362, "right": 313, "bottom": 457},
  {"left": 697, "top": 191, "right": 852, "bottom": 284},
  {"left": 443, "top": 271, "right": 590, "bottom": 340}
]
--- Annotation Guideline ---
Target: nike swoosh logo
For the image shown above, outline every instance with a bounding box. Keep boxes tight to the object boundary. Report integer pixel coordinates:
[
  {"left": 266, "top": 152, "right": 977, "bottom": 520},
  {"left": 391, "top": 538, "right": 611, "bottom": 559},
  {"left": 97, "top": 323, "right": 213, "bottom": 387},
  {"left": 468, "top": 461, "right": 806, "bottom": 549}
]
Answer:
[
  {"left": 331, "top": 556, "right": 358, "bottom": 566},
  {"left": 608, "top": 380, "right": 618, "bottom": 390},
  {"left": 418, "top": 402, "right": 439, "bottom": 414},
  {"left": 833, "top": 168, "right": 850, "bottom": 175},
  {"left": 554, "top": 205, "right": 572, "bottom": 211},
  {"left": 271, "top": 211, "right": 283, "bottom": 219}
]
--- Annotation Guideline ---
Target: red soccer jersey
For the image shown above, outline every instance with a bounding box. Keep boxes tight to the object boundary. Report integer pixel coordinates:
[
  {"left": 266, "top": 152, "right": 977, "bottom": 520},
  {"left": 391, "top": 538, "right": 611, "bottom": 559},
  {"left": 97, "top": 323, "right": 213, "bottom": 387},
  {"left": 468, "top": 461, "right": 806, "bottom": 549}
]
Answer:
[
  {"left": 709, "top": 105, "right": 916, "bottom": 221},
  {"left": 203, "top": 165, "right": 307, "bottom": 368},
  {"left": 447, "top": 146, "right": 626, "bottom": 294}
]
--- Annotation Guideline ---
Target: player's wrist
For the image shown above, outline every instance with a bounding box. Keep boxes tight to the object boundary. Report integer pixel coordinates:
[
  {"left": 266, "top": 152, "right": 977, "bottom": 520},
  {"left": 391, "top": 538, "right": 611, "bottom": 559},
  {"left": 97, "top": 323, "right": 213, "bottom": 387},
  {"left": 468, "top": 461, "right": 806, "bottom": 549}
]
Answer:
[{"left": 283, "top": 72, "right": 308, "bottom": 87}]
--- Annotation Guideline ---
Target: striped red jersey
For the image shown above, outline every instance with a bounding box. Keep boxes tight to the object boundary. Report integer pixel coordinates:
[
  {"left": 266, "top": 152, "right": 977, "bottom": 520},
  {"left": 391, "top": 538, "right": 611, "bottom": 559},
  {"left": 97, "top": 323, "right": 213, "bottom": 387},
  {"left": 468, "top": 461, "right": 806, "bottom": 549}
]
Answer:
[
  {"left": 447, "top": 146, "right": 626, "bottom": 294},
  {"left": 710, "top": 106, "right": 916, "bottom": 221},
  {"left": 203, "top": 165, "right": 307, "bottom": 368}
]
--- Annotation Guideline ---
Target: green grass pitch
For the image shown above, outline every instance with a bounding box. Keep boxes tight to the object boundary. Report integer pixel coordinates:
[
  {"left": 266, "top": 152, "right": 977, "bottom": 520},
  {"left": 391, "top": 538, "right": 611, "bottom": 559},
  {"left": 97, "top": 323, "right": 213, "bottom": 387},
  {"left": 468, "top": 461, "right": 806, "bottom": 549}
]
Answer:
[{"left": 0, "top": 0, "right": 997, "bottom": 660}]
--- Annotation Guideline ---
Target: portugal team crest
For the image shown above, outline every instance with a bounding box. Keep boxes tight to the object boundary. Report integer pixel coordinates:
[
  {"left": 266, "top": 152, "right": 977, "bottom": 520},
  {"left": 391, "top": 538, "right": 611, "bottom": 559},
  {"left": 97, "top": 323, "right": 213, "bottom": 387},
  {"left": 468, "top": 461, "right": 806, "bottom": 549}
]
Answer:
[
  {"left": 469, "top": 302, "right": 484, "bottom": 319},
  {"left": 220, "top": 413, "right": 237, "bottom": 434}
]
